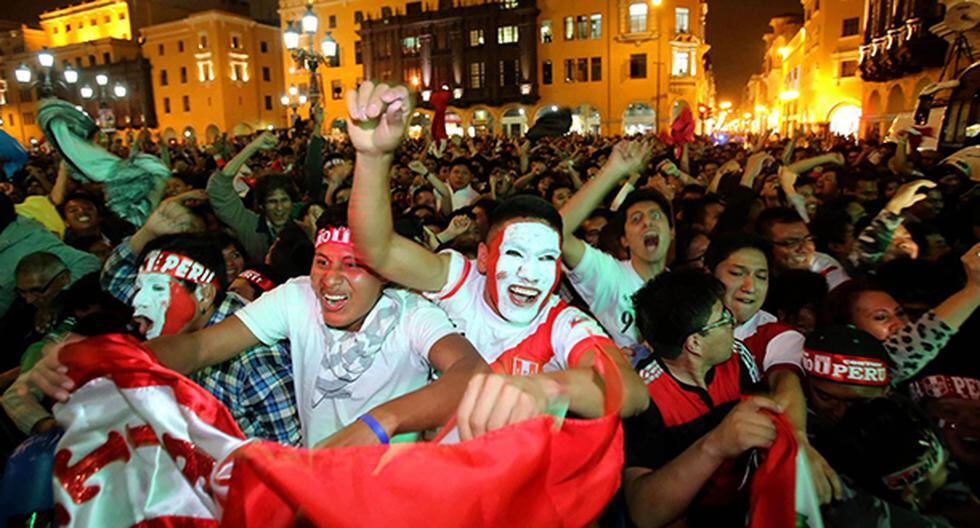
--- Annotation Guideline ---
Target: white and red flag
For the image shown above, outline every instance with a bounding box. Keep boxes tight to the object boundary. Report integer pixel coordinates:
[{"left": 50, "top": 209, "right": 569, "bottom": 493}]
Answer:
[
  {"left": 748, "top": 412, "right": 824, "bottom": 528},
  {"left": 51, "top": 334, "right": 247, "bottom": 527}
]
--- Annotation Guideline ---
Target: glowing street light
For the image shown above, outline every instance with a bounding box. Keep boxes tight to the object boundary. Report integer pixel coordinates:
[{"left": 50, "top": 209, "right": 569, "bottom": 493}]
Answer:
[
  {"left": 778, "top": 47, "right": 790, "bottom": 59},
  {"left": 779, "top": 90, "right": 800, "bottom": 101},
  {"left": 719, "top": 101, "right": 733, "bottom": 110},
  {"left": 14, "top": 63, "right": 32, "bottom": 83},
  {"left": 113, "top": 83, "right": 127, "bottom": 98},
  {"left": 320, "top": 32, "right": 338, "bottom": 58},
  {"left": 280, "top": 94, "right": 290, "bottom": 105},
  {"left": 298, "top": 94, "right": 308, "bottom": 105},
  {"left": 63, "top": 65, "right": 78, "bottom": 84},
  {"left": 288, "top": 84, "right": 298, "bottom": 96},
  {"left": 80, "top": 85, "right": 94, "bottom": 99},
  {"left": 754, "top": 105, "right": 768, "bottom": 113},
  {"left": 301, "top": 4, "right": 318, "bottom": 34},
  {"left": 96, "top": 73, "right": 109, "bottom": 86},
  {"left": 283, "top": 22, "right": 300, "bottom": 51},
  {"left": 38, "top": 49, "right": 55, "bottom": 68}
]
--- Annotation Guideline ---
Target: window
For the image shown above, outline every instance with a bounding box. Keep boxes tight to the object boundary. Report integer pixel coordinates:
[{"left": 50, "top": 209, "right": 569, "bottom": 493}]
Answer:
[
  {"left": 499, "top": 59, "right": 518, "bottom": 86},
  {"left": 591, "top": 57, "right": 602, "bottom": 81},
  {"left": 198, "top": 61, "right": 214, "bottom": 81},
  {"left": 498, "top": 25, "right": 519, "bottom": 44},
  {"left": 329, "top": 15, "right": 336, "bottom": 28},
  {"left": 576, "top": 58, "right": 588, "bottom": 82},
  {"left": 672, "top": 49, "right": 690, "bottom": 76},
  {"left": 577, "top": 16, "right": 588, "bottom": 39},
  {"left": 104, "top": 16, "right": 110, "bottom": 23},
  {"left": 263, "top": 95, "right": 272, "bottom": 110},
  {"left": 53, "top": 27, "right": 58, "bottom": 34},
  {"left": 260, "top": 41, "right": 268, "bottom": 53},
  {"left": 88, "top": 55, "right": 96, "bottom": 66},
  {"left": 90, "top": 18, "right": 96, "bottom": 26},
  {"left": 840, "top": 60, "right": 858, "bottom": 77},
  {"left": 629, "top": 2, "right": 648, "bottom": 33},
  {"left": 355, "top": 41, "right": 363, "bottom": 64},
  {"left": 20, "top": 89, "right": 33, "bottom": 103},
  {"left": 163, "top": 97, "right": 171, "bottom": 113},
  {"left": 499, "top": 0, "right": 518, "bottom": 8},
  {"left": 355, "top": 11, "right": 363, "bottom": 24},
  {"left": 469, "top": 61, "right": 485, "bottom": 89},
  {"left": 66, "top": 24, "right": 72, "bottom": 32},
  {"left": 180, "top": 67, "right": 187, "bottom": 83},
  {"left": 675, "top": 8, "right": 690, "bottom": 33},
  {"left": 629, "top": 53, "right": 647, "bottom": 78},
  {"left": 590, "top": 14, "right": 601, "bottom": 39},
  {"left": 469, "top": 29, "right": 484, "bottom": 47},
  {"left": 182, "top": 95, "right": 190, "bottom": 112},
  {"left": 332, "top": 79, "right": 343, "bottom": 100},
  {"left": 199, "top": 34, "right": 208, "bottom": 49},
  {"left": 564, "top": 59, "right": 574, "bottom": 82},
  {"left": 231, "top": 35, "right": 241, "bottom": 49},
  {"left": 119, "top": 13, "right": 125, "bottom": 20},
  {"left": 159, "top": 43, "right": 165, "bottom": 55},
  {"left": 79, "top": 20, "right": 84, "bottom": 28},
  {"left": 564, "top": 16, "right": 574, "bottom": 40},
  {"left": 541, "top": 19, "right": 552, "bottom": 43},
  {"left": 542, "top": 60, "right": 552, "bottom": 84},
  {"left": 23, "top": 112, "right": 34, "bottom": 126},
  {"left": 403, "top": 36, "right": 420, "bottom": 54},
  {"left": 381, "top": 6, "right": 393, "bottom": 18},
  {"left": 841, "top": 17, "right": 859, "bottom": 37},
  {"left": 178, "top": 40, "right": 184, "bottom": 52},
  {"left": 6, "top": 114, "right": 12, "bottom": 126},
  {"left": 160, "top": 69, "right": 168, "bottom": 86}
]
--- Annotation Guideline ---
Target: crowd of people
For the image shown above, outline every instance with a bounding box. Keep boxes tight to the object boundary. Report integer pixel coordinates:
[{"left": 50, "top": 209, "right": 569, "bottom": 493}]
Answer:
[{"left": 1, "top": 79, "right": 979, "bottom": 527}]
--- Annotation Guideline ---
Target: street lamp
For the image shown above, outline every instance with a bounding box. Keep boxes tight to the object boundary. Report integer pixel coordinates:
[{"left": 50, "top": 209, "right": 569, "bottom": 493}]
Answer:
[
  {"left": 14, "top": 64, "right": 32, "bottom": 84},
  {"left": 38, "top": 49, "right": 55, "bottom": 69},
  {"left": 15, "top": 49, "right": 80, "bottom": 98},
  {"left": 281, "top": 89, "right": 309, "bottom": 126},
  {"left": 113, "top": 83, "right": 127, "bottom": 98},
  {"left": 96, "top": 74, "right": 109, "bottom": 87},
  {"left": 282, "top": 3, "right": 339, "bottom": 117},
  {"left": 63, "top": 65, "right": 78, "bottom": 85},
  {"left": 80, "top": 85, "right": 94, "bottom": 99}
]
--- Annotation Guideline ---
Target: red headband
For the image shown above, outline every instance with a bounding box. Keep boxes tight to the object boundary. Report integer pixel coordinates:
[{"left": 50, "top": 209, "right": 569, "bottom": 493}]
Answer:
[
  {"left": 141, "top": 250, "right": 219, "bottom": 287},
  {"left": 909, "top": 375, "right": 980, "bottom": 401},
  {"left": 801, "top": 349, "right": 889, "bottom": 386},
  {"left": 881, "top": 433, "right": 945, "bottom": 491},
  {"left": 315, "top": 226, "right": 353, "bottom": 248},
  {"left": 237, "top": 269, "right": 275, "bottom": 292}
]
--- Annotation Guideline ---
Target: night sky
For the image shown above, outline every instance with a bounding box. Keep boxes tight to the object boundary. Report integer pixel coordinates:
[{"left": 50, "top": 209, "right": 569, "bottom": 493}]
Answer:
[{"left": 5, "top": 0, "right": 803, "bottom": 105}]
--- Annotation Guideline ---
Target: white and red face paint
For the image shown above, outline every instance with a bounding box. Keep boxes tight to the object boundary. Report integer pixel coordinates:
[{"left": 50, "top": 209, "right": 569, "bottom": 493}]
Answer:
[
  {"left": 133, "top": 251, "right": 219, "bottom": 339},
  {"left": 486, "top": 222, "right": 561, "bottom": 324}
]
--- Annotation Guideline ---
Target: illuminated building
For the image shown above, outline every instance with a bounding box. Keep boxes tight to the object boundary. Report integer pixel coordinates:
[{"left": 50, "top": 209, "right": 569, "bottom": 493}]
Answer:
[
  {"left": 278, "top": 0, "right": 715, "bottom": 135},
  {"left": 744, "top": 0, "right": 866, "bottom": 137},
  {"left": 141, "top": 11, "right": 286, "bottom": 140}
]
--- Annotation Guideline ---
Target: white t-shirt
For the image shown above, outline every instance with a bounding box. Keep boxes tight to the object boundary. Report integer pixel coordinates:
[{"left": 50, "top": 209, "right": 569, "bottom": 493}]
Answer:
[
  {"left": 436, "top": 185, "right": 481, "bottom": 212},
  {"left": 564, "top": 243, "right": 645, "bottom": 347},
  {"left": 810, "top": 251, "right": 850, "bottom": 290},
  {"left": 235, "top": 277, "right": 456, "bottom": 447},
  {"left": 425, "top": 250, "right": 612, "bottom": 375}
]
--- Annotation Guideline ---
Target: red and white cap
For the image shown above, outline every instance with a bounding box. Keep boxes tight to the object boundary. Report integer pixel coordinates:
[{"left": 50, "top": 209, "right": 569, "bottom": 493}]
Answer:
[{"left": 141, "top": 250, "right": 219, "bottom": 287}]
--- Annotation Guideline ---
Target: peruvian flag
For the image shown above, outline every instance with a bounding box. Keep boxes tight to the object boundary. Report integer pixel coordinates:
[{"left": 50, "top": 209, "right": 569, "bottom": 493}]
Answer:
[
  {"left": 748, "top": 412, "right": 824, "bottom": 528},
  {"left": 51, "top": 334, "right": 247, "bottom": 527}
]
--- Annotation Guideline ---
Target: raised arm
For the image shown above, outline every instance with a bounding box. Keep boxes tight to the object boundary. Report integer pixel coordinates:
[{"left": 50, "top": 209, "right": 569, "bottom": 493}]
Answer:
[
  {"left": 347, "top": 81, "right": 451, "bottom": 292},
  {"left": 559, "top": 140, "right": 651, "bottom": 268},
  {"left": 146, "top": 316, "right": 262, "bottom": 375}
]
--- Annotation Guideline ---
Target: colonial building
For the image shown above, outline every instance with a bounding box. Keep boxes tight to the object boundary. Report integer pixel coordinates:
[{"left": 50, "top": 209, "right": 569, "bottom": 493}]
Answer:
[
  {"left": 277, "top": 0, "right": 715, "bottom": 135},
  {"left": 744, "top": 0, "right": 866, "bottom": 137},
  {"left": 141, "top": 10, "right": 286, "bottom": 140}
]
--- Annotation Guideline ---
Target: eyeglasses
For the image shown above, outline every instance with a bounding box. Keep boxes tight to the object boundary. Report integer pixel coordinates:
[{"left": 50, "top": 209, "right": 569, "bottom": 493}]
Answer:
[
  {"left": 772, "top": 234, "right": 814, "bottom": 249},
  {"left": 16, "top": 269, "right": 68, "bottom": 298},
  {"left": 698, "top": 306, "right": 736, "bottom": 334}
]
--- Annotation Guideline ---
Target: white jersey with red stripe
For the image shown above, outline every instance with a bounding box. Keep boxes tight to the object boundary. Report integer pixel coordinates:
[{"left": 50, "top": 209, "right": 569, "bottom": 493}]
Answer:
[
  {"left": 425, "top": 250, "right": 615, "bottom": 375},
  {"left": 734, "top": 310, "right": 805, "bottom": 375},
  {"left": 809, "top": 251, "right": 850, "bottom": 290}
]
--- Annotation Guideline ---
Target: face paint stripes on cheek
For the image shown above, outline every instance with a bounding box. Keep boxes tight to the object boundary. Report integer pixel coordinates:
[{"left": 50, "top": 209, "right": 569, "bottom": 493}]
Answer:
[{"left": 487, "top": 222, "right": 562, "bottom": 324}]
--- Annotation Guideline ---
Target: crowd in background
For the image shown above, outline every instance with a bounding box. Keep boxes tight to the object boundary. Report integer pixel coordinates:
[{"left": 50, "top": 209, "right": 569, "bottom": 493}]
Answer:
[{"left": 0, "top": 82, "right": 979, "bottom": 527}]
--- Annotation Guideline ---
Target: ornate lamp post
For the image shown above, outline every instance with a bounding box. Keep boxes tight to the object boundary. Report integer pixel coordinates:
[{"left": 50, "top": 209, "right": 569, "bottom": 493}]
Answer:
[
  {"left": 283, "top": 4, "right": 338, "bottom": 118},
  {"left": 14, "top": 48, "right": 79, "bottom": 98}
]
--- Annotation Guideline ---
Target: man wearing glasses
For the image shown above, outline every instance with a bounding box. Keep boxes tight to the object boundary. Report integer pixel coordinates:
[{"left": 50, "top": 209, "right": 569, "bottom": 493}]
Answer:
[
  {"left": 622, "top": 271, "right": 785, "bottom": 527},
  {"left": 14, "top": 252, "right": 74, "bottom": 338},
  {"left": 755, "top": 207, "right": 850, "bottom": 290}
]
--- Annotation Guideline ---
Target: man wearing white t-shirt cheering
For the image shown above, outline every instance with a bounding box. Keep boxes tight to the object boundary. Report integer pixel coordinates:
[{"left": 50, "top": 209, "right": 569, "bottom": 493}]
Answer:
[
  {"left": 558, "top": 141, "right": 674, "bottom": 347},
  {"left": 346, "top": 81, "right": 648, "bottom": 419}
]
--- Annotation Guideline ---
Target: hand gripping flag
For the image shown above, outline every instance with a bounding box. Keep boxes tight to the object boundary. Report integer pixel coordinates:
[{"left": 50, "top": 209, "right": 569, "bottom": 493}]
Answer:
[
  {"left": 51, "top": 334, "right": 248, "bottom": 527},
  {"left": 748, "top": 411, "right": 824, "bottom": 528},
  {"left": 221, "top": 347, "right": 626, "bottom": 528}
]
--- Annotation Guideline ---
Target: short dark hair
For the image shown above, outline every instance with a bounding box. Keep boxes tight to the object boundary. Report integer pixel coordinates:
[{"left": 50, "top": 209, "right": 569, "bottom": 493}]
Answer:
[
  {"left": 254, "top": 173, "right": 299, "bottom": 205},
  {"left": 764, "top": 269, "right": 828, "bottom": 318},
  {"left": 487, "top": 195, "right": 562, "bottom": 239},
  {"left": 810, "top": 208, "right": 853, "bottom": 251},
  {"left": 632, "top": 270, "right": 725, "bottom": 360},
  {"left": 703, "top": 232, "right": 773, "bottom": 273},
  {"left": 268, "top": 222, "right": 315, "bottom": 281},
  {"left": 616, "top": 189, "right": 674, "bottom": 228},
  {"left": 755, "top": 206, "right": 805, "bottom": 239},
  {"left": 140, "top": 234, "right": 229, "bottom": 306}
]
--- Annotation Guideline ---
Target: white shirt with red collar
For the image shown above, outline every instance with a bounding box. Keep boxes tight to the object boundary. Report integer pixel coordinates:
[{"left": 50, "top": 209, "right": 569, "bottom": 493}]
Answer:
[
  {"left": 734, "top": 310, "right": 804, "bottom": 375},
  {"left": 425, "top": 250, "right": 614, "bottom": 375}
]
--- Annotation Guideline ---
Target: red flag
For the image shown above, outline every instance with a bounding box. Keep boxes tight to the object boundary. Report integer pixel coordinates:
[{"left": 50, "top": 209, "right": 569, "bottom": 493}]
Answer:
[
  {"left": 748, "top": 412, "right": 824, "bottom": 528},
  {"left": 430, "top": 90, "right": 451, "bottom": 140}
]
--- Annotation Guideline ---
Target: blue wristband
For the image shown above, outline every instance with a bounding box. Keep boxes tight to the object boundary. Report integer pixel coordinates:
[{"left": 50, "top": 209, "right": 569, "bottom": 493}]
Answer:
[{"left": 358, "top": 414, "right": 390, "bottom": 444}]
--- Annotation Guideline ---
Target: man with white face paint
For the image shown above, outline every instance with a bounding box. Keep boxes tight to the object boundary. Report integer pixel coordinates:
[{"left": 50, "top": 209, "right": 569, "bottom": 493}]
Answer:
[{"left": 347, "top": 81, "right": 649, "bottom": 420}]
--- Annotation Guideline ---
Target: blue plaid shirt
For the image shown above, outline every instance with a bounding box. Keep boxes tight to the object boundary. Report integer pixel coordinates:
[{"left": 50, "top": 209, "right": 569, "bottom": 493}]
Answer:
[{"left": 101, "top": 240, "right": 302, "bottom": 446}]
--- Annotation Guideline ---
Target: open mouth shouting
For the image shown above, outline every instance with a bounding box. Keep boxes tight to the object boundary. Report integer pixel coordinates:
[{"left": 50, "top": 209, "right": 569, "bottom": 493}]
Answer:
[
  {"left": 508, "top": 284, "right": 542, "bottom": 307},
  {"left": 321, "top": 291, "right": 351, "bottom": 312},
  {"left": 131, "top": 315, "right": 153, "bottom": 339},
  {"left": 642, "top": 232, "right": 661, "bottom": 251}
]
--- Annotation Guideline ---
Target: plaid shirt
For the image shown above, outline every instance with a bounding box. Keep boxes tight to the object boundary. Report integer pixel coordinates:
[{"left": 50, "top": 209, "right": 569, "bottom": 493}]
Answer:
[{"left": 101, "top": 240, "right": 302, "bottom": 445}]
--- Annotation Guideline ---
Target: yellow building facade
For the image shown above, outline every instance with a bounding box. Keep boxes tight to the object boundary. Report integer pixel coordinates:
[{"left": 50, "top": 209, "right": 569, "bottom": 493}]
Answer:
[
  {"left": 277, "top": 0, "right": 714, "bottom": 135},
  {"left": 141, "top": 10, "right": 287, "bottom": 141},
  {"left": 744, "top": 0, "right": 864, "bottom": 137},
  {"left": 39, "top": 0, "right": 133, "bottom": 47}
]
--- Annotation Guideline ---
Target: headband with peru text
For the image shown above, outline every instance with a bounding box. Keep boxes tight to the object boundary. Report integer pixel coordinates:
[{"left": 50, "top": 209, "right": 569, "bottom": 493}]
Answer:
[
  {"left": 909, "top": 375, "right": 980, "bottom": 402},
  {"left": 881, "top": 432, "right": 945, "bottom": 491},
  {"left": 237, "top": 269, "right": 275, "bottom": 292},
  {"left": 801, "top": 349, "right": 889, "bottom": 386},
  {"left": 315, "top": 226, "right": 353, "bottom": 248},
  {"left": 141, "top": 250, "right": 219, "bottom": 287}
]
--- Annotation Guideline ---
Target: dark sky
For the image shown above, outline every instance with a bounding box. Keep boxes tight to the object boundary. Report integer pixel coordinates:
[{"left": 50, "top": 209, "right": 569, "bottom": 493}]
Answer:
[
  {"left": 8, "top": 0, "right": 800, "bottom": 105},
  {"left": 706, "top": 0, "right": 801, "bottom": 104}
]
